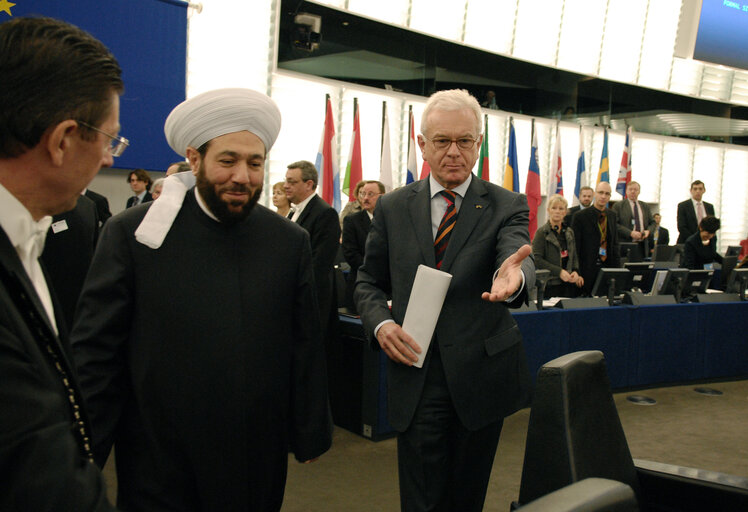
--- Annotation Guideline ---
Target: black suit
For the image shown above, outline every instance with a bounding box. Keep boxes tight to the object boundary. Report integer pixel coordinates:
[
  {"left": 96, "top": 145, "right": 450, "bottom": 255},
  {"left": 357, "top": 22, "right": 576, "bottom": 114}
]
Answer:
[
  {"left": 342, "top": 209, "right": 371, "bottom": 310},
  {"left": 563, "top": 204, "right": 582, "bottom": 226},
  {"left": 294, "top": 194, "right": 341, "bottom": 336},
  {"left": 84, "top": 189, "right": 112, "bottom": 226},
  {"left": 355, "top": 175, "right": 533, "bottom": 511},
  {"left": 41, "top": 195, "right": 99, "bottom": 330},
  {"left": 682, "top": 232, "right": 723, "bottom": 270},
  {"left": 572, "top": 205, "right": 621, "bottom": 295},
  {"left": 677, "top": 199, "right": 714, "bottom": 243},
  {"left": 125, "top": 191, "right": 153, "bottom": 209},
  {"left": 0, "top": 228, "right": 114, "bottom": 511},
  {"left": 650, "top": 225, "right": 669, "bottom": 255}
]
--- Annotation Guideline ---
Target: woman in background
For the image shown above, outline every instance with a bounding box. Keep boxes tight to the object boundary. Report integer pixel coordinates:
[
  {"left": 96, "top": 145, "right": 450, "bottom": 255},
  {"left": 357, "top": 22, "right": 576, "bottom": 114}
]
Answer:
[
  {"left": 532, "top": 194, "right": 584, "bottom": 297},
  {"left": 272, "top": 181, "right": 292, "bottom": 217}
]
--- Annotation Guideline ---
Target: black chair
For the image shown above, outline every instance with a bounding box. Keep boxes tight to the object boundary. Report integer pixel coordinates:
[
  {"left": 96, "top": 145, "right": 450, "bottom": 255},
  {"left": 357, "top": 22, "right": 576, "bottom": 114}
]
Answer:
[
  {"left": 516, "top": 478, "right": 637, "bottom": 512},
  {"left": 516, "top": 351, "right": 748, "bottom": 511}
]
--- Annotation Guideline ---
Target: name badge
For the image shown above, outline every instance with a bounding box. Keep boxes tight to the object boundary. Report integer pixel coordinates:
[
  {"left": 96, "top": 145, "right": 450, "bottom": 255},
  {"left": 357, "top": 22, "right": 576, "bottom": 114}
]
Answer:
[
  {"left": 560, "top": 250, "right": 568, "bottom": 258},
  {"left": 51, "top": 220, "right": 68, "bottom": 234},
  {"left": 599, "top": 247, "right": 607, "bottom": 257},
  {"left": 704, "top": 263, "right": 714, "bottom": 270}
]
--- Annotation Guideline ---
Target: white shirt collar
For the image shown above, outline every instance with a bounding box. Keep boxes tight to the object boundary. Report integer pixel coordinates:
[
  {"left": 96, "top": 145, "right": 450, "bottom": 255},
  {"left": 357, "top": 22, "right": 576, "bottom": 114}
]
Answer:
[
  {"left": 194, "top": 187, "right": 220, "bottom": 222},
  {"left": 428, "top": 173, "right": 472, "bottom": 198},
  {"left": 0, "top": 182, "right": 52, "bottom": 259},
  {"left": 291, "top": 192, "right": 316, "bottom": 222}
]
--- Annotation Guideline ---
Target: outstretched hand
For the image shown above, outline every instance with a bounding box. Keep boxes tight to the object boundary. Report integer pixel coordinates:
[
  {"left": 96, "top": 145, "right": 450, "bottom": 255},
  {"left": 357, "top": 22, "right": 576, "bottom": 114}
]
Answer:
[{"left": 481, "top": 244, "right": 532, "bottom": 302}]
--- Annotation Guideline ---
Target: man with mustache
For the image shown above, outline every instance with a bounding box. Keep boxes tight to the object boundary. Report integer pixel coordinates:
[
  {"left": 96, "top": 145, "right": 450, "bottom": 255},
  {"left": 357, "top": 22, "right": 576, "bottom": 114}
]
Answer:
[{"left": 71, "top": 88, "right": 332, "bottom": 511}]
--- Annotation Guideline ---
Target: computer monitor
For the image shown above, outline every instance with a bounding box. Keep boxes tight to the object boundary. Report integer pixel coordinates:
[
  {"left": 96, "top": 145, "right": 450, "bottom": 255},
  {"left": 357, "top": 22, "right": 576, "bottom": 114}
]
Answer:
[
  {"left": 720, "top": 255, "right": 738, "bottom": 290},
  {"left": 653, "top": 268, "right": 689, "bottom": 302},
  {"left": 623, "top": 262, "right": 655, "bottom": 293},
  {"left": 618, "top": 242, "right": 643, "bottom": 263},
  {"left": 725, "top": 245, "right": 741, "bottom": 257},
  {"left": 725, "top": 268, "right": 748, "bottom": 301},
  {"left": 653, "top": 244, "right": 684, "bottom": 264},
  {"left": 683, "top": 269, "right": 714, "bottom": 296},
  {"left": 591, "top": 268, "right": 632, "bottom": 304}
]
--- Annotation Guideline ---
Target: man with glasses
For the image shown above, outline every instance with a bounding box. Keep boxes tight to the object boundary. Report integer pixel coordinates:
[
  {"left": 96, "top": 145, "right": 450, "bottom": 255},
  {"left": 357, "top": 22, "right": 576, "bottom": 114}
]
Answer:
[
  {"left": 0, "top": 16, "right": 123, "bottom": 511},
  {"left": 572, "top": 181, "right": 621, "bottom": 295},
  {"left": 342, "top": 180, "right": 384, "bottom": 311},
  {"left": 125, "top": 168, "right": 153, "bottom": 208},
  {"left": 355, "top": 89, "right": 534, "bottom": 512}
]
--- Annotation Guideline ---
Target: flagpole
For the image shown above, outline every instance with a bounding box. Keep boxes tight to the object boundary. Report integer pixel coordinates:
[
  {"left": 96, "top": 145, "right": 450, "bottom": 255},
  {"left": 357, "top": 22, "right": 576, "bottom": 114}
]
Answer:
[{"left": 381, "top": 101, "right": 386, "bottom": 155}]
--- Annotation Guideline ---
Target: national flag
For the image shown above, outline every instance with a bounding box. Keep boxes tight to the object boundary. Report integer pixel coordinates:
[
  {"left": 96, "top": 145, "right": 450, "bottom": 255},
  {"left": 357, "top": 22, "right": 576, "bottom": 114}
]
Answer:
[
  {"left": 420, "top": 161, "right": 431, "bottom": 179},
  {"left": 573, "top": 127, "right": 586, "bottom": 206},
  {"left": 525, "top": 121, "right": 542, "bottom": 240},
  {"left": 549, "top": 123, "right": 563, "bottom": 196},
  {"left": 315, "top": 95, "right": 340, "bottom": 211},
  {"left": 478, "top": 115, "right": 489, "bottom": 181},
  {"left": 615, "top": 127, "right": 632, "bottom": 198},
  {"left": 596, "top": 128, "right": 609, "bottom": 184},
  {"left": 343, "top": 99, "right": 362, "bottom": 201},
  {"left": 503, "top": 118, "right": 519, "bottom": 192},
  {"left": 406, "top": 108, "right": 417, "bottom": 184},
  {"left": 379, "top": 102, "right": 393, "bottom": 192}
]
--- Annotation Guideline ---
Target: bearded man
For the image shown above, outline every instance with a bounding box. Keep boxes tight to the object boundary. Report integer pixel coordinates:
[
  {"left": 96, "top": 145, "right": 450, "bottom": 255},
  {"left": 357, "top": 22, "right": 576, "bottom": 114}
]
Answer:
[{"left": 71, "top": 88, "right": 332, "bottom": 511}]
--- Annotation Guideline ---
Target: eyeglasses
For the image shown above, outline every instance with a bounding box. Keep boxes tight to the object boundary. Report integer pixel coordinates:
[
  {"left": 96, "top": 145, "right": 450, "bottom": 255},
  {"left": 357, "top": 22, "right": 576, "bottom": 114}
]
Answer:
[
  {"left": 77, "top": 120, "right": 129, "bottom": 157},
  {"left": 425, "top": 136, "right": 478, "bottom": 150}
]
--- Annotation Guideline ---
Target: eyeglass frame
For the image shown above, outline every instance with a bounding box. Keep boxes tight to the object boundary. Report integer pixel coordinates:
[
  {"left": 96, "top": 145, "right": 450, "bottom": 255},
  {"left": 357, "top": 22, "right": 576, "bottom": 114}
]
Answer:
[
  {"left": 77, "top": 120, "right": 129, "bottom": 157},
  {"left": 423, "top": 135, "right": 479, "bottom": 151}
]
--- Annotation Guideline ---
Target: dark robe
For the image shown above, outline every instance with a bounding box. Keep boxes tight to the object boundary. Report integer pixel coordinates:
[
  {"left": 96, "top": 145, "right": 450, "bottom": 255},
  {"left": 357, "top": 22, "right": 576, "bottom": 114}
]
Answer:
[{"left": 72, "top": 191, "right": 332, "bottom": 511}]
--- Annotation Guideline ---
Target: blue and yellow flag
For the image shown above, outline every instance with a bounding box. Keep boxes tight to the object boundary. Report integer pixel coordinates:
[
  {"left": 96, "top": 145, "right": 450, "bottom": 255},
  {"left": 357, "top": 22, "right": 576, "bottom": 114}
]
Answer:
[
  {"left": 503, "top": 119, "right": 519, "bottom": 192},
  {"left": 596, "top": 128, "right": 609, "bottom": 184}
]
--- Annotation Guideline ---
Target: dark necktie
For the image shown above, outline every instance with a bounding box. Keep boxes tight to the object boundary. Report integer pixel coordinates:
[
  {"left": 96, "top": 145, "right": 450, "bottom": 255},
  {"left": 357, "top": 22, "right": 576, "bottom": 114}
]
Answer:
[
  {"left": 434, "top": 190, "right": 457, "bottom": 270},
  {"left": 632, "top": 200, "right": 641, "bottom": 232},
  {"left": 132, "top": 196, "right": 140, "bottom": 207},
  {"left": 598, "top": 211, "right": 608, "bottom": 262}
]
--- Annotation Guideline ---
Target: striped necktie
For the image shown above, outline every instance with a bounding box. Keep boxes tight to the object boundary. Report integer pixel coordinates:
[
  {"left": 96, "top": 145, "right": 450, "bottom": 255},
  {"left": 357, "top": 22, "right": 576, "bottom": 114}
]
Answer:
[{"left": 434, "top": 190, "right": 457, "bottom": 270}]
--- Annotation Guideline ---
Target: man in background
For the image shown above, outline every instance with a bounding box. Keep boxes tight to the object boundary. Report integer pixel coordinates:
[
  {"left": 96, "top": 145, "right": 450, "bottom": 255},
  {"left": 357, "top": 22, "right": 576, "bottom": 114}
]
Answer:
[
  {"left": 650, "top": 213, "right": 669, "bottom": 255},
  {"left": 125, "top": 168, "right": 152, "bottom": 208},
  {"left": 564, "top": 185, "right": 593, "bottom": 225},
  {"left": 677, "top": 180, "right": 714, "bottom": 243},
  {"left": 572, "top": 181, "right": 620, "bottom": 295},
  {"left": 72, "top": 89, "right": 332, "bottom": 511},
  {"left": 0, "top": 16, "right": 123, "bottom": 511},
  {"left": 612, "top": 180, "right": 654, "bottom": 257},
  {"left": 166, "top": 160, "right": 191, "bottom": 176}
]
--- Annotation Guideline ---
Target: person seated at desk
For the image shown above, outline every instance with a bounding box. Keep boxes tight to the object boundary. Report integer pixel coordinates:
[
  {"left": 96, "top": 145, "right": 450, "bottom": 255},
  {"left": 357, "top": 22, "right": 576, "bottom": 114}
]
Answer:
[
  {"left": 682, "top": 216, "right": 722, "bottom": 270},
  {"left": 739, "top": 232, "right": 748, "bottom": 262},
  {"left": 533, "top": 194, "right": 583, "bottom": 297}
]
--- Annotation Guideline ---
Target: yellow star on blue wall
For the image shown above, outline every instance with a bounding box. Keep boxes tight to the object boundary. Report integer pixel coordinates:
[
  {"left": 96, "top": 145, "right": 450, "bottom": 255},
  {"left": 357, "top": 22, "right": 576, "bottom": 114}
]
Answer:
[{"left": 0, "top": 0, "right": 16, "bottom": 16}]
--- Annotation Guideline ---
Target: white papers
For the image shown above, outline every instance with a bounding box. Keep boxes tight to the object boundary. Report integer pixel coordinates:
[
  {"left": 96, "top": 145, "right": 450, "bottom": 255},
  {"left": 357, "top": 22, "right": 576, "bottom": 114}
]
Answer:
[{"left": 402, "top": 265, "right": 452, "bottom": 368}]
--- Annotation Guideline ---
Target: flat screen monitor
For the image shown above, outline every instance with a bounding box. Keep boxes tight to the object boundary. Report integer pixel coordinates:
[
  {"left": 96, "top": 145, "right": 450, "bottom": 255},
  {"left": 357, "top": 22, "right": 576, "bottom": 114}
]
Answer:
[
  {"left": 725, "top": 268, "right": 748, "bottom": 300},
  {"left": 683, "top": 269, "right": 714, "bottom": 296},
  {"left": 653, "top": 245, "right": 682, "bottom": 262},
  {"left": 623, "top": 262, "right": 655, "bottom": 293},
  {"left": 720, "top": 255, "right": 738, "bottom": 290},
  {"left": 653, "top": 268, "right": 689, "bottom": 301},
  {"left": 618, "top": 242, "right": 644, "bottom": 263},
  {"left": 725, "top": 246, "right": 741, "bottom": 257},
  {"left": 591, "top": 268, "right": 632, "bottom": 299}
]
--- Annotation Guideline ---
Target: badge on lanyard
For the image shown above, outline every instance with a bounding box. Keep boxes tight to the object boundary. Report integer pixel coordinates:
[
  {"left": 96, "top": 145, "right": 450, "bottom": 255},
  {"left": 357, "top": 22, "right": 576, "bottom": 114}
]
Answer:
[
  {"left": 560, "top": 249, "right": 568, "bottom": 258},
  {"left": 599, "top": 247, "right": 607, "bottom": 257},
  {"left": 51, "top": 220, "right": 69, "bottom": 234}
]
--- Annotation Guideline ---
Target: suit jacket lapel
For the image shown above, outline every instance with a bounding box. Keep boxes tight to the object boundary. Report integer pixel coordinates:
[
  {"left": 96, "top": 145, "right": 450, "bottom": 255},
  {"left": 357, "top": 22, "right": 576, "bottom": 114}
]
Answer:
[
  {"left": 296, "top": 194, "right": 318, "bottom": 227},
  {"left": 407, "top": 180, "right": 436, "bottom": 267},
  {"left": 441, "top": 176, "right": 487, "bottom": 272}
]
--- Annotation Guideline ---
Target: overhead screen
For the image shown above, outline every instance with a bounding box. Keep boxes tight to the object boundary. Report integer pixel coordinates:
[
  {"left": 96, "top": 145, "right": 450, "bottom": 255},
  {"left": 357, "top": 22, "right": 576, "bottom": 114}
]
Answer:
[
  {"left": 1, "top": 0, "right": 187, "bottom": 171},
  {"left": 693, "top": 0, "right": 748, "bottom": 71}
]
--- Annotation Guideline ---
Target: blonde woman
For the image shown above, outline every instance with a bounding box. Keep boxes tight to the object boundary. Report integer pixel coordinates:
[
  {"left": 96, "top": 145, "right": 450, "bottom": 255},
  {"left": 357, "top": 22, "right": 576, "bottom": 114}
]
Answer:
[
  {"left": 532, "top": 194, "right": 584, "bottom": 297},
  {"left": 272, "top": 181, "right": 292, "bottom": 217}
]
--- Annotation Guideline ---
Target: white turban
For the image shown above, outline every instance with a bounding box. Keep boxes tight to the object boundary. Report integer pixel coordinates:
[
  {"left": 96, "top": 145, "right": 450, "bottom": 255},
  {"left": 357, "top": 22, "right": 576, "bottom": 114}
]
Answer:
[{"left": 164, "top": 88, "right": 282, "bottom": 157}]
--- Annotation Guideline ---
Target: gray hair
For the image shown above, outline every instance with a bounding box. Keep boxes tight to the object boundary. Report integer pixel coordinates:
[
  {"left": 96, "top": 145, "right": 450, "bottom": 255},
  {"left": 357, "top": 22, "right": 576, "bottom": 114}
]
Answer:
[{"left": 421, "top": 89, "right": 482, "bottom": 138}]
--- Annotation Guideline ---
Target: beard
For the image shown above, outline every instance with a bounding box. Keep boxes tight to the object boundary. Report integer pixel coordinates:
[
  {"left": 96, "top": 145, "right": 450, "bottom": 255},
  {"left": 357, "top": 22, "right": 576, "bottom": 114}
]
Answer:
[{"left": 195, "top": 162, "right": 262, "bottom": 225}]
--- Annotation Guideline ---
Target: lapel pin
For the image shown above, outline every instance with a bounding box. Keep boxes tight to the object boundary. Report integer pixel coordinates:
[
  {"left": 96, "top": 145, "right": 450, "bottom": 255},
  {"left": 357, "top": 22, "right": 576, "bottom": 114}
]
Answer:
[{"left": 475, "top": 204, "right": 483, "bottom": 209}]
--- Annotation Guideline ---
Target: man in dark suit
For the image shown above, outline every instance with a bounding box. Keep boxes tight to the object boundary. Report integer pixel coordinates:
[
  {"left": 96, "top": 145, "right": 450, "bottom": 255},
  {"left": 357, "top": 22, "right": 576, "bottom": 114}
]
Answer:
[
  {"left": 564, "top": 185, "right": 593, "bottom": 225},
  {"left": 125, "top": 168, "right": 153, "bottom": 208},
  {"left": 84, "top": 188, "right": 112, "bottom": 226},
  {"left": 0, "top": 16, "right": 122, "bottom": 511},
  {"left": 72, "top": 89, "right": 332, "bottom": 510},
  {"left": 677, "top": 180, "right": 714, "bottom": 243},
  {"left": 342, "top": 180, "right": 384, "bottom": 311},
  {"left": 285, "top": 160, "right": 341, "bottom": 340},
  {"left": 572, "top": 181, "right": 621, "bottom": 295},
  {"left": 650, "top": 213, "right": 669, "bottom": 255},
  {"left": 611, "top": 180, "right": 655, "bottom": 256},
  {"left": 41, "top": 194, "right": 100, "bottom": 330},
  {"left": 355, "top": 89, "right": 534, "bottom": 512}
]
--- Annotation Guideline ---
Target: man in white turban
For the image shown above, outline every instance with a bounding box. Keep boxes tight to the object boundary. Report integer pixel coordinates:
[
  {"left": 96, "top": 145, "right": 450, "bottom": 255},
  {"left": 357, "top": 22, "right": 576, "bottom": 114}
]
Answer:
[{"left": 71, "top": 88, "right": 332, "bottom": 511}]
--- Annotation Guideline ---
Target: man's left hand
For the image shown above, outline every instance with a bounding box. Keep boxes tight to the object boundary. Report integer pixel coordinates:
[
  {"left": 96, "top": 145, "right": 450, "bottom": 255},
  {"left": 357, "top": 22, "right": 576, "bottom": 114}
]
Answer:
[{"left": 481, "top": 244, "right": 532, "bottom": 302}]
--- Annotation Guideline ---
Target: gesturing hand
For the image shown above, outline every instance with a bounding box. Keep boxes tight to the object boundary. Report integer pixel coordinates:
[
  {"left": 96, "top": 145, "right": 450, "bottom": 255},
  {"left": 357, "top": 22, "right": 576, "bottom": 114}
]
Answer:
[{"left": 481, "top": 244, "right": 532, "bottom": 302}]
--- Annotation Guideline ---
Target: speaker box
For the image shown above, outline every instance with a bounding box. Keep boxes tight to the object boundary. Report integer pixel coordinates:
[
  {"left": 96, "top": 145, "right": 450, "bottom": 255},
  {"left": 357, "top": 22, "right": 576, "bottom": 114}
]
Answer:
[
  {"left": 693, "top": 293, "right": 742, "bottom": 303},
  {"left": 622, "top": 291, "right": 677, "bottom": 305},
  {"left": 558, "top": 297, "right": 609, "bottom": 309}
]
